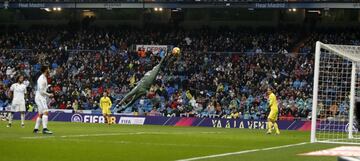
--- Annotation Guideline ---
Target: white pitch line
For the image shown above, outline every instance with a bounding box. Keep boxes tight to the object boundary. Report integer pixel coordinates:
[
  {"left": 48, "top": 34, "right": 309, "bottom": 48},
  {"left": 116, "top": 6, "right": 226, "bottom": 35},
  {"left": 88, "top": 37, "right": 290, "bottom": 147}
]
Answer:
[
  {"left": 21, "top": 136, "right": 56, "bottom": 139},
  {"left": 60, "top": 138, "right": 238, "bottom": 149},
  {"left": 20, "top": 133, "right": 132, "bottom": 139},
  {"left": 21, "top": 131, "right": 224, "bottom": 139},
  {"left": 175, "top": 142, "right": 309, "bottom": 161}
]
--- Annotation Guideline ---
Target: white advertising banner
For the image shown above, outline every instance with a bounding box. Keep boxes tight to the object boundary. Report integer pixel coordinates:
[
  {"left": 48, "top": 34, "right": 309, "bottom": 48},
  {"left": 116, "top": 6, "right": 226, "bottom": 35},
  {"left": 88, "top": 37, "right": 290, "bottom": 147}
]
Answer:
[{"left": 119, "top": 117, "right": 146, "bottom": 125}]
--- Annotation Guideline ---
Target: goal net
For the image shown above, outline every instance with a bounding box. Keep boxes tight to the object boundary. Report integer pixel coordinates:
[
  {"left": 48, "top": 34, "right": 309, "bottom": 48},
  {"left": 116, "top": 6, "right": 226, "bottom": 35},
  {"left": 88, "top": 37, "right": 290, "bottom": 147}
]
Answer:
[{"left": 311, "top": 41, "right": 360, "bottom": 144}]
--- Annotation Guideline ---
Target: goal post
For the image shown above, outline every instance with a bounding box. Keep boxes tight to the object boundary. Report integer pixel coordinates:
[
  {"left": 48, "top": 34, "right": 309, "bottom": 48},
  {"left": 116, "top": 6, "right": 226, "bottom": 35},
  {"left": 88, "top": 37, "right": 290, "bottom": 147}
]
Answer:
[{"left": 311, "top": 41, "right": 360, "bottom": 144}]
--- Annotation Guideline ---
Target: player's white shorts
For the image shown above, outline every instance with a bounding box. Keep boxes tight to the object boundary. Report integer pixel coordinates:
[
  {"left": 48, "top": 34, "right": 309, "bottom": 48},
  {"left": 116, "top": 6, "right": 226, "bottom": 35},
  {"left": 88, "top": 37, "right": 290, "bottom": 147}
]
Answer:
[
  {"left": 35, "top": 96, "right": 48, "bottom": 114},
  {"left": 11, "top": 101, "right": 26, "bottom": 112}
]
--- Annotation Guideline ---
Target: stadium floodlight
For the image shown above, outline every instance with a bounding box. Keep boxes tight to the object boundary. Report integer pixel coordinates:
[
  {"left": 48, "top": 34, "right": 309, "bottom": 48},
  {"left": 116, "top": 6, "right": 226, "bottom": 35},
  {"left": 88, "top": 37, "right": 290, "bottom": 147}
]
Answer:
[
  {"left": 308, "top": 10, "right": 321, "bottom": 14},
  {"left": 154, "top": 8, "right": 158, "bottom": 11},
  {"left": 57, "top": 7, "right": 62, "bottom": 11},
  {"left": 288, "top": 8, "right": 297, "bottom": 12},
  {"left": 159, "top": 8, "right": 163, "bottom": 11},
  {"left": 311, "top": 41, "right": 360, "bottom": 144},
  {"left": 42, "top": 8, "right": 51, "bottom": 12},
  {"left": 53, "top": 7, "right": 57, "bottom": 11}
]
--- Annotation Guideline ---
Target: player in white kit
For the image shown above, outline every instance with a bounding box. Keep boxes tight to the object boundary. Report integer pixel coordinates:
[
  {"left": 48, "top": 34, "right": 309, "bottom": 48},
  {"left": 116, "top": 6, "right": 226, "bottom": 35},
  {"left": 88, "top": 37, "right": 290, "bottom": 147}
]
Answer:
[
  {"left": 33, "top": 65, "right": 53, "bottom": 134},
  {"left": 7, "top": 75, "right": 27, "bottom": 128}
]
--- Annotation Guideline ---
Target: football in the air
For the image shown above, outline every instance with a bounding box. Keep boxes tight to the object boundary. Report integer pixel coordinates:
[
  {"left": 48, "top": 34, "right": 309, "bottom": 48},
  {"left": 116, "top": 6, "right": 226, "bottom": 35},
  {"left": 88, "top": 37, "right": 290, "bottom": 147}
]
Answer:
[{"left": 172, "top": 47, "right": 181, "bottom": 57}]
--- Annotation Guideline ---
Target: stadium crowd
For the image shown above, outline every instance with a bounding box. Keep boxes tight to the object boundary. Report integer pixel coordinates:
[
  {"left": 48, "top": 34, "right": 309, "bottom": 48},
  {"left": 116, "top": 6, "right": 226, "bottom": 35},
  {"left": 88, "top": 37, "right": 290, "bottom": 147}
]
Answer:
[
  {"left": 0, "top": 26, "right": 295, "bottom": 53},
  {"left": 299, "top": 28, "right": 360, "bottom": 53},
  {"left": 0, "top": 26, "right": 354, "bottom": 120}
]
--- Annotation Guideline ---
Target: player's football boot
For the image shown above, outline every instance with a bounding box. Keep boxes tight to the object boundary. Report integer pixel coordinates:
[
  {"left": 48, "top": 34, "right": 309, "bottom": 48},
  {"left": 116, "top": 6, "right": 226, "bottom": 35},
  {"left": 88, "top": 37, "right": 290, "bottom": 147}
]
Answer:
[
  {"left": 33, "top": 129, "right": 39, "bottom": 133},
  {"left": 42, "top": 128, "right": 53, "bottom": 134},
  {"left": 266, "top": 130, "right": 272, "bottom": 134}
]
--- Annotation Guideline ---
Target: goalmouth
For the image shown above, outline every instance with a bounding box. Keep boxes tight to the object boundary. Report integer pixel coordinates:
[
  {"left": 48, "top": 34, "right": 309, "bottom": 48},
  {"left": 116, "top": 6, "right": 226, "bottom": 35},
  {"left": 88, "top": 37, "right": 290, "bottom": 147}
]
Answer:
[{"left": 311, "top": 41, "right": 360, "bottom": 144}]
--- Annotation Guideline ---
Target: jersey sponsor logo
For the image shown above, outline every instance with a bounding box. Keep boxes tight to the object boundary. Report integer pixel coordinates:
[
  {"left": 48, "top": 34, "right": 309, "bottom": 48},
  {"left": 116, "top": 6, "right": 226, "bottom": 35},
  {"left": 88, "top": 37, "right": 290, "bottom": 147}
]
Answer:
[{"left": 71, "top": 114, "right": 83, "bottom": 123}]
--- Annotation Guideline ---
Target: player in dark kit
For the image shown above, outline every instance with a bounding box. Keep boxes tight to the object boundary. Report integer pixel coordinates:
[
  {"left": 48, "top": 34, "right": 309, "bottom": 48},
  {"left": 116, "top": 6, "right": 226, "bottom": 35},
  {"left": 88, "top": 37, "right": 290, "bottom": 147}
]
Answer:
[{"left": 116, "top": 48, "right": 180, "bottom": 111}]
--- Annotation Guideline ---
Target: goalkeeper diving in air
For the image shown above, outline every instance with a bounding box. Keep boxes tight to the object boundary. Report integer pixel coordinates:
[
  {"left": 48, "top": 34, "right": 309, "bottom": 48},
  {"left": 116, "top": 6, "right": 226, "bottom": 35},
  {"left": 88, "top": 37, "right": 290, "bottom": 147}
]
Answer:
[
  {"left": 116, "top": 47, "right": 180, "bottom": 112},
  {"left": 266, "top": 87, "right": 280, "bottom": 135}
]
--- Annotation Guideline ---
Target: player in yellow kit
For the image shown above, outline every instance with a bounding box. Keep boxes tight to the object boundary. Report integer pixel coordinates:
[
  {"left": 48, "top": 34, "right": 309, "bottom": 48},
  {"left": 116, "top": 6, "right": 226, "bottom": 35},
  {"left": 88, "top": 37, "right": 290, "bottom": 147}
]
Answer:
[
  {"left": 266, "top": 87, "right": 280, "bottom": 135},
  {"left": 100, "top": 92, "right": 112, "bottom": 125}
]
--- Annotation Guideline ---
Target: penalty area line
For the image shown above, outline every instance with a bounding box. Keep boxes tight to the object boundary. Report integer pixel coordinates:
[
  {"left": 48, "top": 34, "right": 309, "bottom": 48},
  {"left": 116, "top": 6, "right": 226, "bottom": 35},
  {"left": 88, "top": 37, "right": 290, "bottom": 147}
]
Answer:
[{"left": 175, "top": 142, "right": 309, "bottom": 161}]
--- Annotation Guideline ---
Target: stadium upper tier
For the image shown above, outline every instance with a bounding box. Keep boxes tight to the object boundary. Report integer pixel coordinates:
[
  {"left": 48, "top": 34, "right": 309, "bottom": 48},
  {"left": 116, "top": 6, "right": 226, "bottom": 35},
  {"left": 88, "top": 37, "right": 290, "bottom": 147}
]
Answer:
[{"left": 0, "top": 26, "right": 297, "bottom": 53}]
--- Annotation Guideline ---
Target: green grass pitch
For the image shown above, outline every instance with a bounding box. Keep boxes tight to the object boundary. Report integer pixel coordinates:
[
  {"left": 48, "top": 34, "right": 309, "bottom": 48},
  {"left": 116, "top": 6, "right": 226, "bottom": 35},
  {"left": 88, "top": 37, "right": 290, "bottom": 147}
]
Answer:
[{"left": 0, "top": 120, "right": 342, "bottom": 161}]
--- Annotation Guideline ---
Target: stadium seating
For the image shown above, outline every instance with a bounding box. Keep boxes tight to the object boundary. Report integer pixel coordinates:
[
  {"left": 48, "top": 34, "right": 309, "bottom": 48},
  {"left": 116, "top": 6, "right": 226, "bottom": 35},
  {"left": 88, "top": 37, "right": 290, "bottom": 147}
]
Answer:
[{"left": 0, "top": 26, "right": 356, "bottom": 120}]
